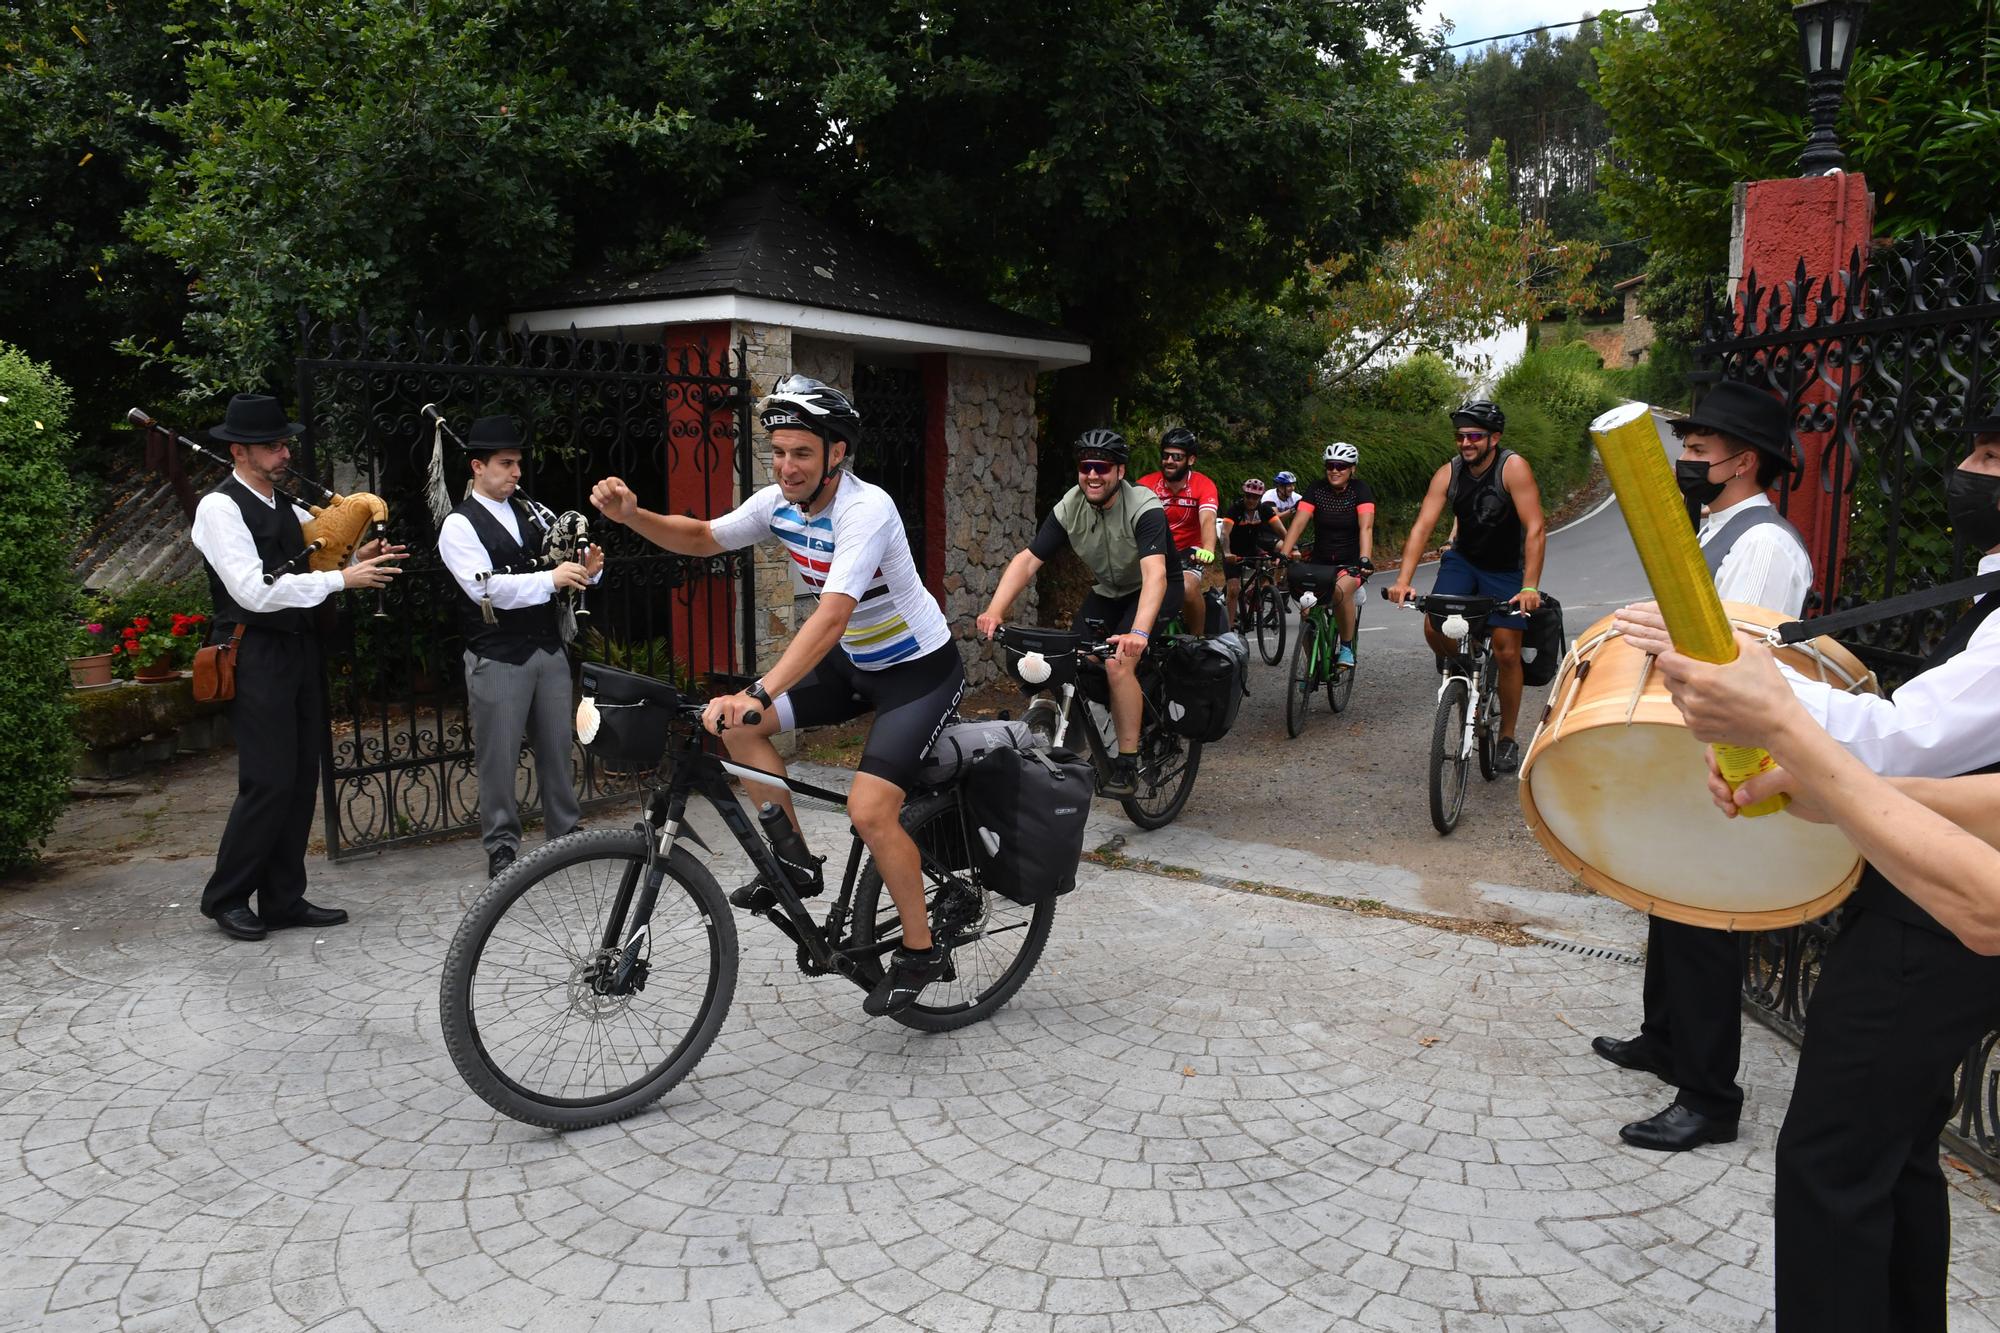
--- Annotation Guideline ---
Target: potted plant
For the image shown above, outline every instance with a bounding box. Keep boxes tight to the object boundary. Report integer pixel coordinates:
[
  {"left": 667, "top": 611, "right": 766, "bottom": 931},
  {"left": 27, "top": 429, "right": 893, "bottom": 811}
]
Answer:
[
  {"left": 67, "top": 619, "right": 116, "bottom": 688},
  {"left": 114, "top": 613, "right": 208, "bottom": 682}
]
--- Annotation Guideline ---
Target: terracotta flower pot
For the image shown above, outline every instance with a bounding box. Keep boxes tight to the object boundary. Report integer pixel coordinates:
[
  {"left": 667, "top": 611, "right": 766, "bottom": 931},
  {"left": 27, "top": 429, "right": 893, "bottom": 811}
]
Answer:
[
  {"left": 68, "top": 653, "right": 116, "bottom": 688},
  {"left": 133, "top": 655, "right": 180, "bottom": 683}
]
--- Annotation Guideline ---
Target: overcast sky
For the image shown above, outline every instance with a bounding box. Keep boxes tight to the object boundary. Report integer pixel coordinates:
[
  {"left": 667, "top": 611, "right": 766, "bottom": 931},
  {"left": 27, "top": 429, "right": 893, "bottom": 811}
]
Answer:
[{"left": 1416, "top": 1, "right": 1633, "bottom": 50}]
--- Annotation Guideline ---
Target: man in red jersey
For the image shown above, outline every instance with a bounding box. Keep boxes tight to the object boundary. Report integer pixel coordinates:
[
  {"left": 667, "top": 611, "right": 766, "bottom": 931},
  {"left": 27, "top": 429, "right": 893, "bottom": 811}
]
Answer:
[{"left": 1137, "top": 426, "right": 1219, "bottom": 635}]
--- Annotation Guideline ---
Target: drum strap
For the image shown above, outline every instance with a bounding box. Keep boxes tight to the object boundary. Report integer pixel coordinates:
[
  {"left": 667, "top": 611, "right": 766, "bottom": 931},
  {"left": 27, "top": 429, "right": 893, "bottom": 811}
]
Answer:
[{"left": 1773, "top": 570, "right": 2000, "bottom": 645}]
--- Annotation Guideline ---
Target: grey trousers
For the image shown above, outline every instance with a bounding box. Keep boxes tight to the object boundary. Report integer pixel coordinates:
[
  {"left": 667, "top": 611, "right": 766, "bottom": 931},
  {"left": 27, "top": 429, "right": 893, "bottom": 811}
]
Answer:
[{"left": 465, "top": 648, "right": 581, "bottom": 855}]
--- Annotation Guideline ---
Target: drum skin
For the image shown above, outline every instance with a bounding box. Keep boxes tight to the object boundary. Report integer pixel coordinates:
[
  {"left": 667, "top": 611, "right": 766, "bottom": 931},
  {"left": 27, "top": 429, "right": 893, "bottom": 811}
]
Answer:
[{"left": 1519, "top": 603, "right": 1880, "bottom": 930}]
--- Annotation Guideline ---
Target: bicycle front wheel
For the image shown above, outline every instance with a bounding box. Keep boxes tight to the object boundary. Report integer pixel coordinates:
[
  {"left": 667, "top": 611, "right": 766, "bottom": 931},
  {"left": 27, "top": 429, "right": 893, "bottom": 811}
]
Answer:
[
  {"left": 1285, "top": 618, "right": 1315, "bottom": 737},
  {"left": 853, "top": 791, "right": 1055, "bottom": 1033},
  {"left": 440, "top": 830, "right": 738, "bottom": 1130},
  {"left": 1256, "top": 585, "right": 1286, "bottom": 665},
  {"left": 1429, "top": 679, "right": 1471, "bottom": 835}
]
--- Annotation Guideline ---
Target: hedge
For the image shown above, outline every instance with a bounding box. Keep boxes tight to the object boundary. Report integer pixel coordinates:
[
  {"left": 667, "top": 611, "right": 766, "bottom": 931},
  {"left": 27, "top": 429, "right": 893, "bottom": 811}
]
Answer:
[{"left": 0, "top": 344, "right": 85, "bottom": 873}]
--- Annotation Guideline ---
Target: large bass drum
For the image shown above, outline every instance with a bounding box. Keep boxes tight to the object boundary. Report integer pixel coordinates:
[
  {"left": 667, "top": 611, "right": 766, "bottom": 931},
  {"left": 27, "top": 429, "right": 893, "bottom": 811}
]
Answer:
[{"left": 1519, "top": 603, "right": 1881, "bottom": 930}]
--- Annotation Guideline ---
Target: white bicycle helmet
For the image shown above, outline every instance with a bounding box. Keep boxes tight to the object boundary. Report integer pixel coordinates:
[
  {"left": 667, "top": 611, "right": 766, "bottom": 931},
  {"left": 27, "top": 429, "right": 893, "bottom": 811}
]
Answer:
[{"left": 1323, "top": 441, "right": 1359, "bottom": 467}]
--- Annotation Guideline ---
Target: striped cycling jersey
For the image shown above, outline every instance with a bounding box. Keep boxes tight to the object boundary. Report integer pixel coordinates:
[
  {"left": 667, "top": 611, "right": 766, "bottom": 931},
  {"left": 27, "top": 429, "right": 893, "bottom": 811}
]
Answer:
[{"left": 708, "top": 474, "right": 951, "bottom": 669}]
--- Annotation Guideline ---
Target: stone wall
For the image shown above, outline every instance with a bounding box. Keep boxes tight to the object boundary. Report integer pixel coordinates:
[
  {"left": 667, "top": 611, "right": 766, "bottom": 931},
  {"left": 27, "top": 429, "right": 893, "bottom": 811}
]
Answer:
[
  {"left": 942, "top": 354, "right": 1040, "bottom": 686},
  {"left": 791, "top": 337, "right": 854, "bottom": 395},
  {"left": 731, "top": 320, "right": 800, "bottom": 684},
  {"left": 1621, "top": 289, "right": 1656, "bottom": 366}
]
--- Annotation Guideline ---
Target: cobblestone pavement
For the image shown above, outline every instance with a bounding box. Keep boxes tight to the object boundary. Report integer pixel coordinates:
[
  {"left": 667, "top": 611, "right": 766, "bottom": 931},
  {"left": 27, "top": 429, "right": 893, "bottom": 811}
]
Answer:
[{"left": 5, "top": 807, "right": 2000, "bottom": 1333}]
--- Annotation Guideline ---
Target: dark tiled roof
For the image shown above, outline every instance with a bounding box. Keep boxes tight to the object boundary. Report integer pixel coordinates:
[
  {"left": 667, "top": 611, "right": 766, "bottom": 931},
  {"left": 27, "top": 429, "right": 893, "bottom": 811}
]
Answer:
[
  {"left": 521, "top": 183, "right": 1086, "bottom": 347},
  {"left": 73, "top": 463, "right": 205, "bottom": 591}
]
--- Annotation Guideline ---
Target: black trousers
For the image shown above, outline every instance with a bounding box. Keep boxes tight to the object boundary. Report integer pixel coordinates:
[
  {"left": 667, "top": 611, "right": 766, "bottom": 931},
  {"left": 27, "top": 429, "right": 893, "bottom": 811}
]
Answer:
[
  {"left": 200, "top": 629, "right": 323, "bottom": 921},
  {"left": 1776, "top": 908, "right": 2000, "bottom": 1332},
  {"left": 1637, "top": 916, "right": 1745, "bottom": 1120}
]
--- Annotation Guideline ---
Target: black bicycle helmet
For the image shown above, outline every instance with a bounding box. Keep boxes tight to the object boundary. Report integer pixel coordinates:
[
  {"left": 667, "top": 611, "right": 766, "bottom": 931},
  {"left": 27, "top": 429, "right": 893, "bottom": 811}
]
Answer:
[
  {"left": 761, "top": 375, "right": 862, "bottom": 451},
  {"left": 1160, "top": 425, "right": 1198, "bottom": 455},
  {"left": 1073, "top": 428, "right": 1129, "bottom": 464},
  {"left": 1451, "top": 400, "right": 1506, "bottom": 433}
]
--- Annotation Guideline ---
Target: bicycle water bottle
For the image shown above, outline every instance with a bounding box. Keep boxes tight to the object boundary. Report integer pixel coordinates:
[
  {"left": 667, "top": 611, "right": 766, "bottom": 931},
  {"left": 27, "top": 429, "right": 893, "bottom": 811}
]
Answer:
[{"left": 757, "top": 803, "right": 823, "bottom": 896}]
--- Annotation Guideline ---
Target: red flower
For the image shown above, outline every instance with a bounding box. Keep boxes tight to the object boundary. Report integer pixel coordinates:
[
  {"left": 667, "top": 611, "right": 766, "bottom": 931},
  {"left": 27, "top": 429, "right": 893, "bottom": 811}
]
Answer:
[
  {"left": 132, "top": 617, "right": 151, "bottom": 631},
  {"left": 171, "top": 625, "right": 187, "bottom": 637}
]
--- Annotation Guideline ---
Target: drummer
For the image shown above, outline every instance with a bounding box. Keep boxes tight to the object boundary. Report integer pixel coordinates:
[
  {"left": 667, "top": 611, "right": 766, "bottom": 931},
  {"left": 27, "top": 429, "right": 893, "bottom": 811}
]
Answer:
[
  {"left": 1594, "top": 382, "right": 1814, "bottom": 1154},
  {"left": 1619, "top": 415, "right": 2000, "bottom": 1330}
]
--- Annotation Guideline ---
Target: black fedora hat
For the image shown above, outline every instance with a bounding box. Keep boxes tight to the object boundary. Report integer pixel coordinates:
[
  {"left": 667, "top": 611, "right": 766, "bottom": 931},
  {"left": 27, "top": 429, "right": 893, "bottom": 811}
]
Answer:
[
  {"left": 1958, "top": 408, "right": 2000, "bottom": 434},
  {"left": 1668, "top": 381, "right": 1792, "bottom": 462},
  {"left": 462, "top": 415, "right": 527, "bottom": 454},
  {"left": 209, "top": 393, "right": 305, "bottom": 445}
]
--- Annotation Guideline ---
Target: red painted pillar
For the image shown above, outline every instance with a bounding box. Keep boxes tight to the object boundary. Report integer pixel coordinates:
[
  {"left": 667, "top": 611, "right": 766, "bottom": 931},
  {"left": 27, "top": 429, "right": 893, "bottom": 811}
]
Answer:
[
  {"left": 663, "top": 323, "right": 736, "bottom": 675},
  {"left": 920, "top": 353, "right": 949, "bottom": 594},
  {"left": 1734, "top": 172, "right": 1874, "bottom": 608}
]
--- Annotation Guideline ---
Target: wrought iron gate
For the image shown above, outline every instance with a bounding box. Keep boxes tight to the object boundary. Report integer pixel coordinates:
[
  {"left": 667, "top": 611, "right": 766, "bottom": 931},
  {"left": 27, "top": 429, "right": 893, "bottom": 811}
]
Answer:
[
  {"left": 1694, "top": 222, "right": 2000, "bottom": 1171},
  {"left": 853, "top": 364, "right": 928, "bottom": 561},
  {"left": 293, "top": 314, "right": 754, "bottom": 859}
]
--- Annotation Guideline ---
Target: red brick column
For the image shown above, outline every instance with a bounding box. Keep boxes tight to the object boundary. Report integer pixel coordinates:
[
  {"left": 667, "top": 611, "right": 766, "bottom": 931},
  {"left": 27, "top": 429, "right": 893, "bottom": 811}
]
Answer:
[{"left": 663, "top": 323, "right": 736, "bottom": 675}]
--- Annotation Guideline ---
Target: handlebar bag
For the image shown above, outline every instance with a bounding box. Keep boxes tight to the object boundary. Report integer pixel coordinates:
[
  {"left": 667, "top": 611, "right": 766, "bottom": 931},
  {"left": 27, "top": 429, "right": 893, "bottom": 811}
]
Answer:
[
  {"left": 575, "top": 661, "right": 679, "bottom": 765},
  {"left": 1519, "top": 594, "right": 1566, "bottom": 688},
  {"left": 959, "top": 741, "right": 1094, "bottom": 905},
  {"left": 1162, "top": 630, "right": 1247, "bottom": 742}
]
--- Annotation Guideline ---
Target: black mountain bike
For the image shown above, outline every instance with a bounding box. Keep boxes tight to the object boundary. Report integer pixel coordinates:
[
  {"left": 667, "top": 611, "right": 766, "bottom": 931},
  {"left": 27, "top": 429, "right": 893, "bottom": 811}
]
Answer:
[
  {"left": 1408, "top": 592, "right": 1503, "bottom": 835},
  {"left": 440, "top": 677, "right": 1055, "bottom": 1130},
  {"left": 997, "top": 624, "right": 1201, "bottom": 830},
  {"left": 1235, "top": 554, "right": 1288, "bottom": 665}
]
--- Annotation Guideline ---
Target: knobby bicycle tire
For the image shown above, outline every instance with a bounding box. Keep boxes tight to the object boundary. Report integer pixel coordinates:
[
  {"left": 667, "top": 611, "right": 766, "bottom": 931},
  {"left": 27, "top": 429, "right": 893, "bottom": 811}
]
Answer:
[
  {"left": 1429, "top": 678, "right": 1471, "bottom": 835},
  {"left": 1255, "top": 584, "right": 1286, "bottom": 665},
  {"left": 440, "top": 830, "right": 738, "bottom": 1130},
  {"left": 852, "top": 790, "right": 1055, "bottom": 1032},
  {"left": 1285, "top": 617, "right": 1317, "bottom": 738},
  {"left": 1477, "top": 655, "right": 1500, "bottom": 781},
  {"left": 1327, "top": 628, "right": 1356, "bottom": 714},
  {"left": 1122, "top": 721, "right": 1201, "bottom": 830}
]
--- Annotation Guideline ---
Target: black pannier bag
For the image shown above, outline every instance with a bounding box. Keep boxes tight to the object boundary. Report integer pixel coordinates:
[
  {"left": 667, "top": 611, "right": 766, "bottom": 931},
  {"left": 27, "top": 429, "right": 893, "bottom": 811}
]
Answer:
[
  {"left": 1161, "top": 630, "right": 1247, "bottom": 742},
  {"left": 575, "top": 662, "right": 679, "bottom": 765},
  {"left": 1519, "top": 593, "right": 1566, "bottom": 688},
  {"left": 958, "top": 740, "right": 1094, "bottom": 905}
]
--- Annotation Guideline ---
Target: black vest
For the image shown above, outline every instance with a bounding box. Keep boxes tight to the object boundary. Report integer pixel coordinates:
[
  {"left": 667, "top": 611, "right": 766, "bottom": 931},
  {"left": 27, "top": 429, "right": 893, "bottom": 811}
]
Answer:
[
  {"left": 1448, "top": 448, "right": 1525, "bottom": 572},
  {"left": 1848, "top": 588, "right": 2000, "bottom": 934},
  {"left": 203, "top": 477, "right": 314, "bottom": 635},
  {"left": 454, "top": 495, "right": 561, "bottom": 664}
]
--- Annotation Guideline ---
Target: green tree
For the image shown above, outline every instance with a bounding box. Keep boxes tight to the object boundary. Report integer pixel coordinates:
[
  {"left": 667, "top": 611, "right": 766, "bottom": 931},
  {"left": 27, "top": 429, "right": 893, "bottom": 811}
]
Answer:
[{"left": 0, "top": 343, "right": 84, "bottom": 873}]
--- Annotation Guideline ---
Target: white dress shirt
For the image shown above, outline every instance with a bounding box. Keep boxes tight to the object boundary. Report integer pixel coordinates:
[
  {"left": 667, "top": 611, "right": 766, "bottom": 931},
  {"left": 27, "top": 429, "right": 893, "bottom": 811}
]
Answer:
[
  {"left": 189, "top": 472, "right": 343, "bottom": 612},
  {"left": 1792, "top": 551, "right": 2000, "bottom": 777},
  {"left": 1702, "top": 494, "right": 1814, "bottom": 616},
  {"left": 438, "top": 491, "right": 560, "bottom": 610}
]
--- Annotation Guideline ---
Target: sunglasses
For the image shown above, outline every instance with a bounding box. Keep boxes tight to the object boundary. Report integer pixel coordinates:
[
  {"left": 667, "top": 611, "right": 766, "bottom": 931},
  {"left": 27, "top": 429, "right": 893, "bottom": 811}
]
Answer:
[
  {"left": 1325, "top": 462, "right": 1353, "bottom": 472},
  {"left": 1455, "top": 431, "right": 1490, "bottom": 443},
  {"left": 1077, "top": 459, "right": 1117, "bottom": 476},
  {"left": 1161, "top": 451, "right": 1190, "bottom": 463}
]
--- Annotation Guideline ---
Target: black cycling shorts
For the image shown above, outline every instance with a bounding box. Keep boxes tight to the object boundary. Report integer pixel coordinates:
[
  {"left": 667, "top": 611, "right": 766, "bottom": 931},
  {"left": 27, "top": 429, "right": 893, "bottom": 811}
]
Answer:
[
  {"left": 775, "top": 642, "right": 966, "bottom": 790},
  {"left": 1072, "top": 588, "right": 1176, "bottom": 640}
]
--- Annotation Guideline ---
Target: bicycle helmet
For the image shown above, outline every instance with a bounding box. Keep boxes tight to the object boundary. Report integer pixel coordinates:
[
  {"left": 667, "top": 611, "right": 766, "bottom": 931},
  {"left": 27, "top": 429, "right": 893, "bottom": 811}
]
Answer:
[
  {"left": 1160, "top": 425, "right": 1198, "bottom": 455},
  {"left": 1073, "top": 427, "right": 1129, "bottom": 464},
  {"left": 1450, "top": 400, "right": 1506, "bottom": 433},
  {"left": 1274, "top": 470, "right": 1296, "bottom": 487},
  {"left": 761, "top": 375, "right": 861, "bottom": 506},
  {"left": 1242, "top": 478, "right": 1267, "bottom": 497},
  {"left": 1323, "top": 441, "right": 1359, "bottom": 468}
]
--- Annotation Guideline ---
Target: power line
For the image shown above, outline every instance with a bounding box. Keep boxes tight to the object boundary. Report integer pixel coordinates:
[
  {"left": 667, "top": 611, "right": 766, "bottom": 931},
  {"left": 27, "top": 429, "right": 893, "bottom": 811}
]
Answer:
[{"left": 1435, "top": 6, "right": 1652, "bottom": 52}]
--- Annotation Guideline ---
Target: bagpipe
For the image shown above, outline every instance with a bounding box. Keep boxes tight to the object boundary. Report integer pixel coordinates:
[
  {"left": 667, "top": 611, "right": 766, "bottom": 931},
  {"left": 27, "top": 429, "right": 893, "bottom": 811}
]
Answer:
[
  {"left": 420, "top": 404, "right": 593, "bottom": 641},
  {"left": 129, "top": 407, "right": 392, "bottom": 614}
]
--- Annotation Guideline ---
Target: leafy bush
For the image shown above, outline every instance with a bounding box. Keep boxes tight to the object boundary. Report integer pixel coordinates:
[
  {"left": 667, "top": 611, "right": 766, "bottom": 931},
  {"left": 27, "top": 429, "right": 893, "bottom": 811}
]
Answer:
[
  {"left": 0, "top": 344, "right": 85, "bottom": 872},
  {"left": 1340, "top": 353, "right": 1467, "bottom": 416},
  {"left": 1603, "top": 341, "right": 1693, "bottom": 413}
]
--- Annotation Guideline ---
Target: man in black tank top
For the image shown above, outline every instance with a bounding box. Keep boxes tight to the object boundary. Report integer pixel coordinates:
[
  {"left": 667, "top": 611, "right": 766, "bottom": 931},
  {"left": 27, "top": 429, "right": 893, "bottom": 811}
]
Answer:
[
  {"left": 1643, "top": 425, "right": 2000, "bottom": 1332},
  {"left": 436, "top": 417, "right": 602, "bottom": 879},
  {"left": 188, "top": 395, "right": 404, "bottom": 941},
  {"left": 1386, "top": 401, "right": 1548, "bottom": 771}
]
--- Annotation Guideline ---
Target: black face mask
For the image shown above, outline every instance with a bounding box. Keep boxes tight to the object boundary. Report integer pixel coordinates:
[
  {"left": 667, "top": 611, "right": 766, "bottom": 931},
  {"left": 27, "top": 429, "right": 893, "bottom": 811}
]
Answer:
[{"left": 1947, "top": 468, "right": 2000, "bottom": 555}]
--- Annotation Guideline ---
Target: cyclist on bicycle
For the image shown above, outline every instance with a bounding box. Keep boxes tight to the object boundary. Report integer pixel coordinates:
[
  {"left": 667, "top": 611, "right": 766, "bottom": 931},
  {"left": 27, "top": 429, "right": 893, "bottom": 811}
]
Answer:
[
  {"left": 976, "top": 429, "right": 1179, "bottom": 798},
  {"left": 589, "top": 375, "right": 964, "bottom": 1017},
  {"left": 1278, "top": 442, "right": 1376, "bottom": 668},
  {"left": 1137, "top": 426, "right": 1219, "bottom": 636},
  {"left": 1269, "top": 470, "right": 1302, "bottom": 520},
  {"left": 1221, "top": 478, "right": 1283, "bottom": 614},
  {"left": 1384, "top": 400, "right": 1547, "bottom": 774}
]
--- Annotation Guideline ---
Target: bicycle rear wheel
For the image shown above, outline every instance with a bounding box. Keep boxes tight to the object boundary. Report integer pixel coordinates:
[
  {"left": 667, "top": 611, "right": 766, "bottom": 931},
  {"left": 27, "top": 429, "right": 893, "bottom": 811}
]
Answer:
[
  {"left": 852, "top": 790, "right": 1055, "bottom": 1032},
  {"left": 1122, "top": 716, "right": 1201, "bottom": 830},
  {"left": 1327, "top": 641, "right": 1356, "bottom": 713},
  {"left": 1255, "top": 584, "right": 1286, "bottom": 665},
  {"left": 440, "top": 830, "right": 737, "bottom": 1130},
  {"left": 1285, "top": 618, "right": 1315, "bottom": 737},
  {"left": 1476, "top": 656, "right": 1500, "bottom": 780},
  {"left": 1429, "top": 679, "right": 1471, "bottom": 835}
]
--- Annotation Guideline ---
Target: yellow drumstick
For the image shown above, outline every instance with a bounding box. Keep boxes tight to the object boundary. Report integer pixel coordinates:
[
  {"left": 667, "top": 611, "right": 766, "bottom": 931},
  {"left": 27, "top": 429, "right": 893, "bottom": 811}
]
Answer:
[{"left": 1589, "top": 402, "right": 1789, "bottom": 817}]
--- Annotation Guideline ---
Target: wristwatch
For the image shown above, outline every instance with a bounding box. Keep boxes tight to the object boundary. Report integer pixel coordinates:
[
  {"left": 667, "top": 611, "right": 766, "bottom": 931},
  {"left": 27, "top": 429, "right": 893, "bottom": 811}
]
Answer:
[{"left": 746, "top": 681, "right": 773, "bottom": 708}]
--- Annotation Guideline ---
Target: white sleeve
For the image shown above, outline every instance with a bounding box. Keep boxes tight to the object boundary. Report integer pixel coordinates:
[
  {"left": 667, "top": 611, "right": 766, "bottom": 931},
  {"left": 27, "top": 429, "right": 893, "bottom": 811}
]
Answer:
[
  {"left": 821, "top": 497, "right": 897, "bottom": 601},
  {"left": 1713, "top": 526, "right": 1814, "bottom": 618},
  {"left": 706, "top": 485, "right": 782, "bottom": 551},
  {"left": 438, "top": 513, "right": 555, "bottom": 610},
  {"left": 1793, "top": 613, "right": 2000, "bottom": 776},
  {"left": 191, "top": 493, "right": 342, "bottom": 612}
]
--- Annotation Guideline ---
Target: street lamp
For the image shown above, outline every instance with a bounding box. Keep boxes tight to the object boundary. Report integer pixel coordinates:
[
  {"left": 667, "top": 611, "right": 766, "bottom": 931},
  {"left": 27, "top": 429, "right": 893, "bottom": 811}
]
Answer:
[{"left": 1793, "top": 0, "right": 1869, "bottom": 176}]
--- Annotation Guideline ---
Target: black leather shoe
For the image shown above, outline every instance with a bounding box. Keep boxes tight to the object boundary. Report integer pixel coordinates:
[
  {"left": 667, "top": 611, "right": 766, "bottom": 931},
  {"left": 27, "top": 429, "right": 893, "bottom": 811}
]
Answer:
[
  {"left": 265, "top": 902, "right": 349, "bottom": 930},
  {"left": 487, "top": 846, "right": 516, "bottom": 879},
  {"left": 1592, "top": 1035, "right": 1673, "bottom": 1084},
  {"left": 1619, "top": 1102, "right": 1738, "bottom": 1152},
  {"left": 213, "top": 906, "right": 267, "bottom": 941}
]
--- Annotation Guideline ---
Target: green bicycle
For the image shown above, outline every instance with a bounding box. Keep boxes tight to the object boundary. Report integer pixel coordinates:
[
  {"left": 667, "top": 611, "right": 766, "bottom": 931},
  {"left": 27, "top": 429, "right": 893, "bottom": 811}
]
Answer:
[{"left": 1283, "top": 562, "right": 1368, "bottom": 737}]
